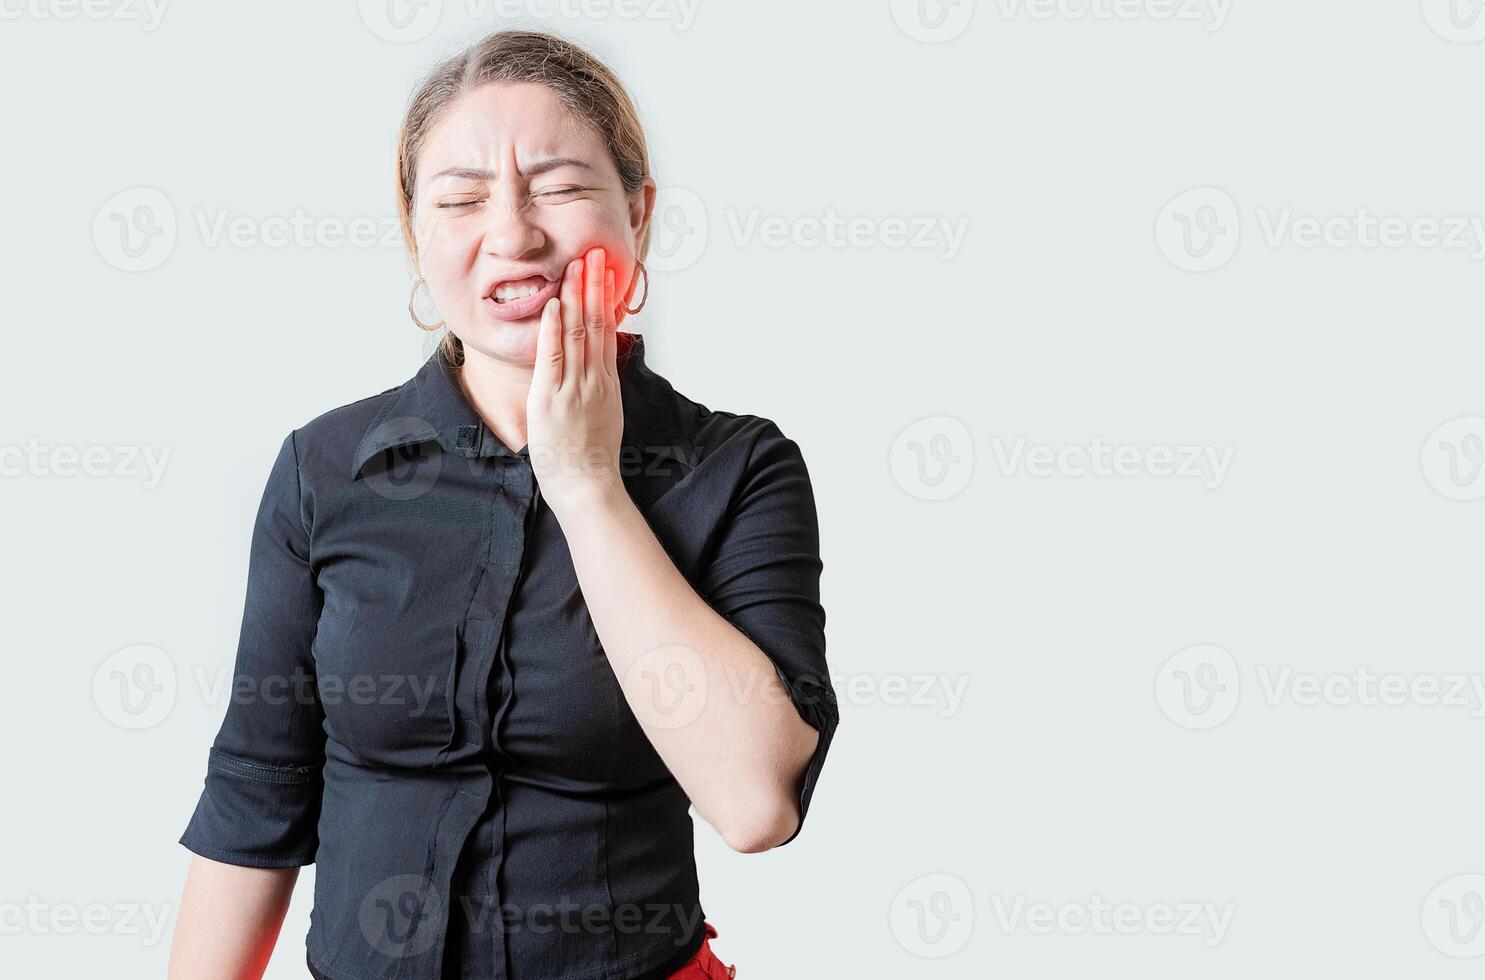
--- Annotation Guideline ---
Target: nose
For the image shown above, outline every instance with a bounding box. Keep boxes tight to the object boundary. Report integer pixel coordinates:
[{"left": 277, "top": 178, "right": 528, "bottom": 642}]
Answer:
[{"left": 480, "top": 185, "right": 545, "bottom": 259}]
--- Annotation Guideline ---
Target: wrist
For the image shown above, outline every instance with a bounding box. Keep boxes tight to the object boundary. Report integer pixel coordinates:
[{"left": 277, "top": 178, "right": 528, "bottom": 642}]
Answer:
[{"left": 542, "top": 475, "right": 631, "bottom": 522}]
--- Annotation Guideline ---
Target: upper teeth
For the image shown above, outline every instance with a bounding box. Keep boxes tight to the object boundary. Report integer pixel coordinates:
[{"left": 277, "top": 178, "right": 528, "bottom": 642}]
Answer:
[{"left": 494, "top": 282, "right": 541, "bottom": 302}]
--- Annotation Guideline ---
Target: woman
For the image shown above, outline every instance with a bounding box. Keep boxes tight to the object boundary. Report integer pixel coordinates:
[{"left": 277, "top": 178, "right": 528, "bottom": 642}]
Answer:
[{"left": 167, "top": 30, "right": 838, "bottom": 980}]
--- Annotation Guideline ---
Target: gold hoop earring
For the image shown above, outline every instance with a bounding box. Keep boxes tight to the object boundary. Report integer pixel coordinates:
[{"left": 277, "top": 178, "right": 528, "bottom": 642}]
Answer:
[
  {"left": 408, "top": 277, "right": 445, "bottom": 331},
  {"left": 622, "top": 260, "right": 649, "bottom": 315}
]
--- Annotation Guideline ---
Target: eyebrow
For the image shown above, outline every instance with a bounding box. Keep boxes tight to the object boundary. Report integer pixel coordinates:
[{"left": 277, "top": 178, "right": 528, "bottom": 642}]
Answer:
[{"left": 429, "top": 158, "right": 594, "bottom": 183}]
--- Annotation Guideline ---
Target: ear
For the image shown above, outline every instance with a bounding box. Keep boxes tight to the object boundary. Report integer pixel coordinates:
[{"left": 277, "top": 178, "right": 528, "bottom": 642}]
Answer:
[
  {"left": 616, "top": 178, "right": 658, "bottom": 329},
  {"left": 629, "top": 176, "right": 657, "bottom": 248}
]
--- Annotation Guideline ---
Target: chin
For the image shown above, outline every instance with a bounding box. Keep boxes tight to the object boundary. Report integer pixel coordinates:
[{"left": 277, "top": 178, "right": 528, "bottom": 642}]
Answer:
[{"left": 455, "top": 317, "right": 541, "bottom": 367}]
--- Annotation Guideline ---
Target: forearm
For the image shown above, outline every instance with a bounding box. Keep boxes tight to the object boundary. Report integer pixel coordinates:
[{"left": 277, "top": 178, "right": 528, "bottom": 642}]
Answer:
[
  {"left": 551, "top": 483, "right": 820, "bottom": 852},
  {"left": 168, "top": 855, "right": 298, "bottom": 980}
]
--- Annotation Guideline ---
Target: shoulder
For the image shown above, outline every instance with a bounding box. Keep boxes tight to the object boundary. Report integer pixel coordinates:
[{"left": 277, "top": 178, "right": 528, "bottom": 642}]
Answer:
[
  {"left": 301, "top": 386, "right": 398, "bottom": 437},
  {"left": 280, "top": 377, "right": 409, "bottom": 482},
  {"left": 652, "top": 363, "right": 783, "bottom": 440},
  {"left": 662, "top": 378, "right": 813, "bottom": 485}
]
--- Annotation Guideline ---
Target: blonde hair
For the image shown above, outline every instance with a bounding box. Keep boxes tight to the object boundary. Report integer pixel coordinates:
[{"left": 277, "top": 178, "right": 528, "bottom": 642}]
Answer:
[{"left": 396, "top": 30, "right": 652, "bottom": 366}]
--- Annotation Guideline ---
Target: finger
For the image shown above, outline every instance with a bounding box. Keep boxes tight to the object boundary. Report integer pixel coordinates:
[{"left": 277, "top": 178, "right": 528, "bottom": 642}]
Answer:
[
  {"left": 585, "top": 259, "right": 608, "bottom": 378},
  {"left": 583, "top": 247, "right": 606, "bottom": 378},
  {"left": 560, "top": 255, "right": 585, "bottom": 384},
  {"left": 533, "top": 296, "right": 563, "bottom": 395},
  {"left": 603, "top": 268, "right": 617, "bottom": 376}
]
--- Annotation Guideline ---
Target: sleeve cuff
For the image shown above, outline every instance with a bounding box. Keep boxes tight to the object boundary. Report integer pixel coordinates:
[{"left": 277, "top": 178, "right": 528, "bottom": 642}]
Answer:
[
  {"left": 771, "top": 660, "right": 839, "bottom": 848},
  {"left": 179, "top": 747, "right": 323, "bottom": 868}
]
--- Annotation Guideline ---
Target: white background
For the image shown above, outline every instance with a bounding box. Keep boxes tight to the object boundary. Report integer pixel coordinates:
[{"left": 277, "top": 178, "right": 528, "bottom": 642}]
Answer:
[{"left": 2, "top": 0, "right": 1484, "bottom": 976}]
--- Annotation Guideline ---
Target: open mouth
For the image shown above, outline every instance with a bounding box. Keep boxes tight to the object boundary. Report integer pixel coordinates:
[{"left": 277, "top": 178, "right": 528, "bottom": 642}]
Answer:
[
  {"left": 491, "top": 275, "right": 548, "bottom": 304},
  {"left": 483, "top": 274, "right": 559, "bottom": 321}
]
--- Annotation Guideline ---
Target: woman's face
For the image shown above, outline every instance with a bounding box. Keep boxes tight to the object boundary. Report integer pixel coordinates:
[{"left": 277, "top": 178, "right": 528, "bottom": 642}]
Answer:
[{"left": 412, "top": 81, "right": 654, "bottom": 366}]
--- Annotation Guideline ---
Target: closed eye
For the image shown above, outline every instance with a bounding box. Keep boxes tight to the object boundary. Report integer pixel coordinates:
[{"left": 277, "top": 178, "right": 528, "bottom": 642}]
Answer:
[{"left": 432, "top": 186, "right": 589, "bottom": 209}]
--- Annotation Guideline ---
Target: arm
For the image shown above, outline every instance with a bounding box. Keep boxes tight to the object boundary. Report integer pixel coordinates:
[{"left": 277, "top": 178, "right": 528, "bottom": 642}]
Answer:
[
  {"left": 172, "top": 430, "right": 327, "bottom": 971},
  {"left": 168, "top": 858, "right": 298, "bottom": 980},
  {"left": 527, "top": 248, "right": 837, "bottom": 852},
  {"left": 554, "top": 479, "right": 822, "bottom": 852}
]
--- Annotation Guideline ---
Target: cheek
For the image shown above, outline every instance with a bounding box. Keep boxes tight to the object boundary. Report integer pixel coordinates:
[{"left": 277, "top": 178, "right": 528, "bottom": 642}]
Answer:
[
  {"left": 546, "top": 201, "right": 634, "bottom": 256},
  {"left": 418, "top": 256, "right": 463, "bottom": 309},
  {"left": 416, "top": 209, "right": 475, "bottom": 262},
  {"left": 414, "top": 211, "right": 479, "bottom": 303}
]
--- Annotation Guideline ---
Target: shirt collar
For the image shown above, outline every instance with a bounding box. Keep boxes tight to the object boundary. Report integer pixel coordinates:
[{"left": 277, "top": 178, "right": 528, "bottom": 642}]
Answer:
[{"left": 350, "top": 332, "right": 690, "bottom": 481}]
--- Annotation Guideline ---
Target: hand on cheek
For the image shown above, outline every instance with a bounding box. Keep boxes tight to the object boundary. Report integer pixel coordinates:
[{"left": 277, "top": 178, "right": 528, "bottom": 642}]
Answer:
[
  {"left": 558, "top": 245, "right": 629, "bottom": 327},
  {"left": 528, "top": 245, "right": 625, "bottom": 514}
]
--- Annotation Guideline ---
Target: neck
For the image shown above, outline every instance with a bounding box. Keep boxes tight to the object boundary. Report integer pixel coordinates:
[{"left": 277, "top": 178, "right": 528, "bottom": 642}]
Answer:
[{"left": 455, "top": 342, "right": 533, "bottom": 455}]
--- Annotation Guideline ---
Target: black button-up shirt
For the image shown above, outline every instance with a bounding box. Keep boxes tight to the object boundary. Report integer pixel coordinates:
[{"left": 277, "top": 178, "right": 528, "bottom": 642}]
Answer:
[{"left": 178, "top": 333, "right": 838, "bottom": 980}]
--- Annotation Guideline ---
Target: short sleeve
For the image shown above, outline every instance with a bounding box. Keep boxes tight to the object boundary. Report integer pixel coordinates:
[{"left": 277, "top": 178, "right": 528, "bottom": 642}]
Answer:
[
  {"left": 179, "top": 430, "right": 327, "bottom": 868},
  {"left": 699, "top": 420, "right": 838, "bottom": 847}
]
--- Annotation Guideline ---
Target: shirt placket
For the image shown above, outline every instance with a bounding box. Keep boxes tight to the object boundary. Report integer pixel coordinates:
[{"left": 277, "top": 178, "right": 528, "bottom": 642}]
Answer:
[{"left": 448, "top": 437, "right": 537, "bottom": 980}]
